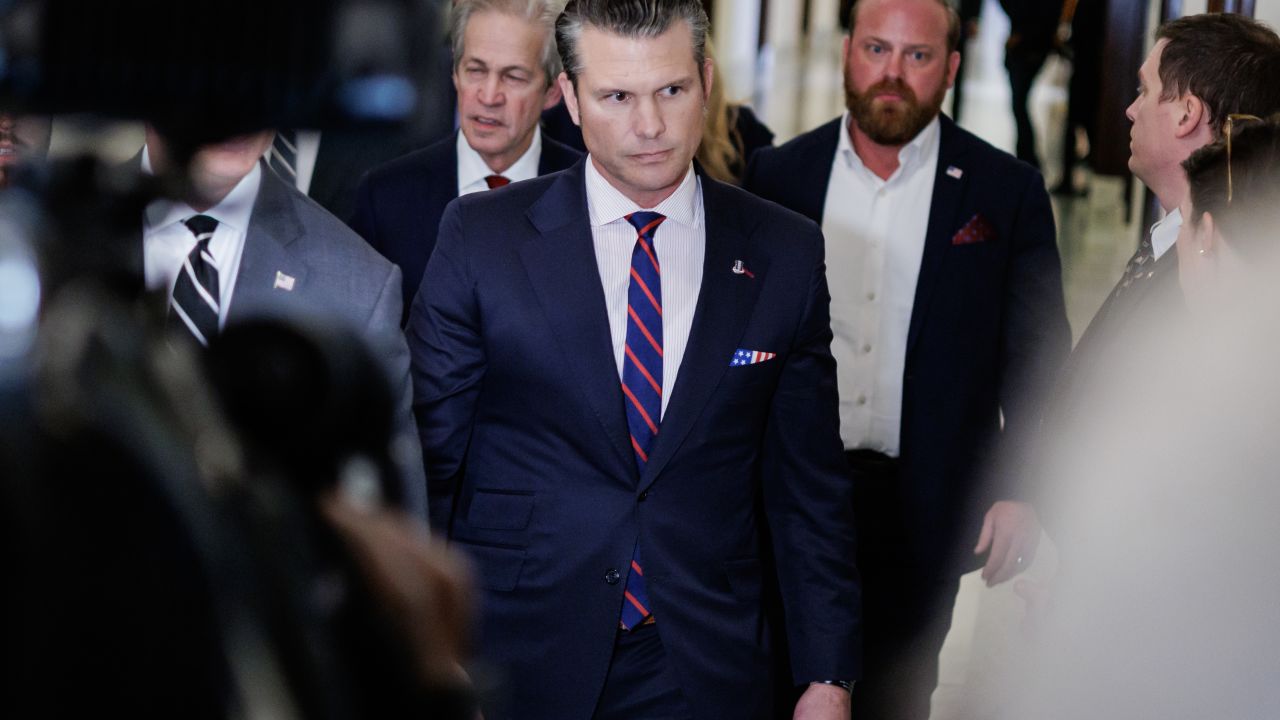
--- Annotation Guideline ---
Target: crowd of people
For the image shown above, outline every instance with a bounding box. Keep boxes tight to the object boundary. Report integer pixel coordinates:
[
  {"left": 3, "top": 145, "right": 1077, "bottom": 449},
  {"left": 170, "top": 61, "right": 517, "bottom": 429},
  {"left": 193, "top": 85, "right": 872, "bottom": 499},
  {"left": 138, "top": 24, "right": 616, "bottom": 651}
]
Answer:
[{"left": 7, "top": 0, "right": 1280, "bottom": 718}]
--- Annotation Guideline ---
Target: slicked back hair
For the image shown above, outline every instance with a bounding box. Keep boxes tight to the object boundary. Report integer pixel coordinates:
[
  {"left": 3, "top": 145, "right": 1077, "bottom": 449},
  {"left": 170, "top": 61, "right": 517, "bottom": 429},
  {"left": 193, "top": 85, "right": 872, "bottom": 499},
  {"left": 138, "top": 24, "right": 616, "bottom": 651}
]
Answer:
[
  {"left": 1156, "top": 13, "right": 1280, "bottom": 138},
  {"left": 451, "top": 0, "right": 563, "bottom": 86},
  {"left": 555, "top": 0, "right": 710, "bottom": 88},
  {"left": 846, "top": 0, "right": 961, "bottom": 54}
]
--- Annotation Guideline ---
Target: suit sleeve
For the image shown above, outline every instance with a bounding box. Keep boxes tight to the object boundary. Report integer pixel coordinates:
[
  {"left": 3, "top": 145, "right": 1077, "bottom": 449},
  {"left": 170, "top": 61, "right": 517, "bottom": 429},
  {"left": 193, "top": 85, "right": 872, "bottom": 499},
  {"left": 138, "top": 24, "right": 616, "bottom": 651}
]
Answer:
[
  {"left": 370, "top": 261, "right": 430, "bottom": 523},
  {"left": 405, "top": 201, "right": 485, "bottom": 533},
  {"left": 761, "top": 224, "right": 862, "bottom": 683},
  {"left": 994, "top": 170, "right": 1071, "bottom": 500}
]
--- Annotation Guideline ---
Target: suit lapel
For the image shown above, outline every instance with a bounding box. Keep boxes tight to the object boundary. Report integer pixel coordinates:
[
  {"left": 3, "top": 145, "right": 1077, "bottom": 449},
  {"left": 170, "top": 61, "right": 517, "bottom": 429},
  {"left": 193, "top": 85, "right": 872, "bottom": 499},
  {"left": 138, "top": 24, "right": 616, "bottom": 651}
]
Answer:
[
  {"left": 796, "top": 119, "right": 843, "bottom": 224},
  {"left": 521, "top": 161, "right": 637, "bottom": 478},
  {"left": 228, "top": 162, "right": 310, "bottom": 322},
  {"left": 640, "top": 175, "right": 764, "bottom": 490},
  {"left": 906, "top": 117, "right": 968, "bottom": 356}
]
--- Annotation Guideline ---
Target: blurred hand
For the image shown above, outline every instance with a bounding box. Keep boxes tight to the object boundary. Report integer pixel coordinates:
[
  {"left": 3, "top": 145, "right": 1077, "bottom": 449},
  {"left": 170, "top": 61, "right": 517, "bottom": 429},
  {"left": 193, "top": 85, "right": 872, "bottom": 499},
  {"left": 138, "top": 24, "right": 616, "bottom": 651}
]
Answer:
[
  {"left": 794, "top": 683, "right": 851, "bottom": 720},
  {"left": 974, "top": 500, "right": 1040, "bottom": 587},
  {"left": 321, "top": 493, "right": 474, "bottom": 689}
]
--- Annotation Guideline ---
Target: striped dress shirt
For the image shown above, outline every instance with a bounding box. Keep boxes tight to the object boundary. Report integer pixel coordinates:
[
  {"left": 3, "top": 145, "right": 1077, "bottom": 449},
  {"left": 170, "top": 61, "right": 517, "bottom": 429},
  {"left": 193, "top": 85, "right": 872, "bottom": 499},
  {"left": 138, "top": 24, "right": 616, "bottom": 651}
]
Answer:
[{"left": 585, "top": 159, "right": 705, "bottom": 419}]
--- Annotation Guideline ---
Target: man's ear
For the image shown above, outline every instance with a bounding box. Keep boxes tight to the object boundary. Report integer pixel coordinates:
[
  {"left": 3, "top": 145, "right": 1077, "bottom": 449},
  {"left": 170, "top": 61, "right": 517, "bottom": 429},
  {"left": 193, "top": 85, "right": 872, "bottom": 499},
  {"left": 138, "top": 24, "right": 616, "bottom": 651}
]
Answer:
[
  {"left": 557, "top": 72, "right": 580, "bottom": 127},
  {"left": 702, "top": 57, "right": 715, "bottom": 104},
  {"left": 542, "top": 77, "right": 564, "bottom": 111},
  {"left": 1175, "top": 93, "right": 1208, "bottom": 139},
  {"left": 1197, "top": 209, "right": 1220, "bottom": 255},
  {"left": 946, "top": 49, "right": 961, "bottom": 88}
]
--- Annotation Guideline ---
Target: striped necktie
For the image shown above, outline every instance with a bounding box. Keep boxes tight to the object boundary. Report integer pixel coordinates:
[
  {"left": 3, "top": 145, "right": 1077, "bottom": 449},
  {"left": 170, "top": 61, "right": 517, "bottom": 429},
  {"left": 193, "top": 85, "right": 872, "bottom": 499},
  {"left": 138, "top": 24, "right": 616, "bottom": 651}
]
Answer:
[
  {"left": 268, "top": 129, "right": 299, "bottom": 186},
  {"left": 619, "top": 210, "right": 665, "bottom": 631},
  {"left": 168, "top": 215, "right": 221, "bottom": 346}
]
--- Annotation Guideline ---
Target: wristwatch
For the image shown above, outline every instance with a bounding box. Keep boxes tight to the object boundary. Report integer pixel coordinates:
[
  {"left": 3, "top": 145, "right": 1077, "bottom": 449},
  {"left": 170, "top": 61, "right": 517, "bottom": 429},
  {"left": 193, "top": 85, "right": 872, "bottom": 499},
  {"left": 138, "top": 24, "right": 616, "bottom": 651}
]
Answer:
[{"left": 810, "top": 679, "right": 854, "bottom": 692}]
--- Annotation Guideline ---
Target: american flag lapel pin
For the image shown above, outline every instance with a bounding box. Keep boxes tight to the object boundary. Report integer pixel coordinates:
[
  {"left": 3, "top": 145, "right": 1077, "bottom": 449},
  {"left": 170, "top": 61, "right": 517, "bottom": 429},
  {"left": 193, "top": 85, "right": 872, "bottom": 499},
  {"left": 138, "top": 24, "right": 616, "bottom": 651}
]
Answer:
[
  {"left": 731, "top": 259, "right": 755, "bottom": 278},
  {"left": 946, "top": 165, "right": 964, "bottom": 180},
  {"left": 274, "top": 271, "right": 296, "bottom": 291}
]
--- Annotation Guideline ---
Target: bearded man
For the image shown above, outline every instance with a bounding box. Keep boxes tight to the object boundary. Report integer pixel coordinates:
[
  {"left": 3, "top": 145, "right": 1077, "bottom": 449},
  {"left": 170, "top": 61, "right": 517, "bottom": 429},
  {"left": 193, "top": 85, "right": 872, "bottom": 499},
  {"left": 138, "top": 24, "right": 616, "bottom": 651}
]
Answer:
[{"left": 745, "top": 0, "right": 1069, "bottom": 718}]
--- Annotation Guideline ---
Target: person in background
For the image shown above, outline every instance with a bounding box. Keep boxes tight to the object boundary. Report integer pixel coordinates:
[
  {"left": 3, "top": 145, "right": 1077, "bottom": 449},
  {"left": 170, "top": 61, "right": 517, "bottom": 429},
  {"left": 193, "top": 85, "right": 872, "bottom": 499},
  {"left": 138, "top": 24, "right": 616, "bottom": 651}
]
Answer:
[
  {"left": 351, "top": 0, "right": 580, "bottom": 323},
  {"left": 140, "top": 126, "right": 427, "bottom": 521},
  {"left": 746, "top": 0, "right": 1070, "bottom": 717},
  {"left": 0, "top": 111, "right": 52, "bottom": 189},
  {"left": 998, "top": 0, "right": 1066, "bottom": 169},
  {"left": 695, "top": 41, "right": 774, "bottom": 185},
  {"left": 1044, "top": 13, "right": 1280, "bottom": 436}
]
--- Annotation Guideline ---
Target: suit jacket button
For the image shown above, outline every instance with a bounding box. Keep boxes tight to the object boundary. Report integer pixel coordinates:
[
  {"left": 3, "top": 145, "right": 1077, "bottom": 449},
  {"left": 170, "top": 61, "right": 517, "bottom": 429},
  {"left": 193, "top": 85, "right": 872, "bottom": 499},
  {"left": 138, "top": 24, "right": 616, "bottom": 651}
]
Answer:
[
  {"left": 605, "top": 569, "right": 621, "bottom": 585},
  {"left": 638, "top": 491, "right": 649, "bottom": 502}
]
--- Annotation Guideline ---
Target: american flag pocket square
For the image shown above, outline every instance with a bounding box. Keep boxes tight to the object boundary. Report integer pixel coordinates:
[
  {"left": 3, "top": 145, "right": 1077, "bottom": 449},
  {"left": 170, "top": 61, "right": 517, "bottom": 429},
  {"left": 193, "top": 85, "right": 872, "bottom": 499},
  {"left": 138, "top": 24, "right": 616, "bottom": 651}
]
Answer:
[
  {"left": 730, "top": 349, "right": 777, "bottom": 367},
  {"left": 952, "top": 213, "right": 995, "bottom": 245}
]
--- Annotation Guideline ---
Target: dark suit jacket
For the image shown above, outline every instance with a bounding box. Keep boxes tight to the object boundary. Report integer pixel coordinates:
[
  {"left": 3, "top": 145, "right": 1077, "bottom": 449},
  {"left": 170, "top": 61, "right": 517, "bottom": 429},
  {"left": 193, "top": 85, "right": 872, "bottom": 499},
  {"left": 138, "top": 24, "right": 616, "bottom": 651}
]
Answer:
[
  {"left": 350, "top": 132, "right": 582, "bottom": 322},
  {"left": 305, "top": 129, "right": 428, "bottom": 225},
  {"left": 147, "top": 161, "right": 428, "bottom": 520},
  {"left": 1044, "top": 246, "right": 1184, "bottom": 456},
  {"left": 745, "top": 115, "right": 1070, "bottom": 578},
  {"left": 407, "top": 160, "right": 860, "bottom": 720}
]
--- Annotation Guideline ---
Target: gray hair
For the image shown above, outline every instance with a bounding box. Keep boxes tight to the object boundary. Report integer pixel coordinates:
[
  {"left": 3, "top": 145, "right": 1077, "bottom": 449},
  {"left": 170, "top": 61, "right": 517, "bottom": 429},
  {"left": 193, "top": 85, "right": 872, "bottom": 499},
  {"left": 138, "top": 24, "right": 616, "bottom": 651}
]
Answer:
[
  {"left": 450, "top": 0, "right": 563, "bottom": 86},
  {"left": 556, "top": 0, "right": 709, "bottom": 87}
]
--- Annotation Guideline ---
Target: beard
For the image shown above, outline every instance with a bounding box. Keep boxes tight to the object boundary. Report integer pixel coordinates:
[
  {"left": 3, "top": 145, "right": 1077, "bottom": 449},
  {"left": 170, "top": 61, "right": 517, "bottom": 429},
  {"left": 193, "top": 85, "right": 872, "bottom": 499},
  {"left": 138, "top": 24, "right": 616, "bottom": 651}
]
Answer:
[{"left": 844, "top": 71, "right": 947, "bottom": 146}]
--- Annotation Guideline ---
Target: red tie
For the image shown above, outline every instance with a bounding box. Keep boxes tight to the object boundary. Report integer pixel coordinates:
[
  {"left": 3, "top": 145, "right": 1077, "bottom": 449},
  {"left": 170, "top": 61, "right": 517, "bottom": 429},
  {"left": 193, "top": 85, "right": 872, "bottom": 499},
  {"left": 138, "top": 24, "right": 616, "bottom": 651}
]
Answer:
[{"left": 484, "top": 174, "right": 510, "bottom": 189}]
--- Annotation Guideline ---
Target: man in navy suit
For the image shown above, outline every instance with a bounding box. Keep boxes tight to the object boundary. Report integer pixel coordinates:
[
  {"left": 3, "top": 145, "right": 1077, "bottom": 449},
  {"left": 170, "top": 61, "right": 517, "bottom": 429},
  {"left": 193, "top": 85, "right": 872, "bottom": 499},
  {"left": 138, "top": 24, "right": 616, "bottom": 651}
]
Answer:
[
  {"left": 745, "top": 1, "right": 1069, "bottom": 718},
  {"left": 407, "top": 1, "right": 860, "bottom": 718},
  {"left": 352, "top": 0, "right": 581, "bottom": 322}
]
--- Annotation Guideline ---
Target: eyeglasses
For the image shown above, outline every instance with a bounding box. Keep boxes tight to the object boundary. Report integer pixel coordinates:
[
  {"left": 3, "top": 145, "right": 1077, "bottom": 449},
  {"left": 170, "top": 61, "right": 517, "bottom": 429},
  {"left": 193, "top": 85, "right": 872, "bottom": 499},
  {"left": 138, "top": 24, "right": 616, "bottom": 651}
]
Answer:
[{"left": 1224, "top": 113, "right": 1262, "bottom": 204}]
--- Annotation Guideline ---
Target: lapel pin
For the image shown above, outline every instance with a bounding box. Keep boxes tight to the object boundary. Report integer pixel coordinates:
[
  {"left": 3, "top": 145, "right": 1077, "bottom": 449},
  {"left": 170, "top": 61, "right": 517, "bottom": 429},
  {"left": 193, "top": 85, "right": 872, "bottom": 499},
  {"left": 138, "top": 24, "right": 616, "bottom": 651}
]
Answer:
[
  {"left": 731, "top": 260, "right": 755, "bottom": 279},
  {"left": 946, "top": 165, "right": 964, "bottom": 180},
  {"left": 274, "top": 271, "right": 296, "bottom": 291}
]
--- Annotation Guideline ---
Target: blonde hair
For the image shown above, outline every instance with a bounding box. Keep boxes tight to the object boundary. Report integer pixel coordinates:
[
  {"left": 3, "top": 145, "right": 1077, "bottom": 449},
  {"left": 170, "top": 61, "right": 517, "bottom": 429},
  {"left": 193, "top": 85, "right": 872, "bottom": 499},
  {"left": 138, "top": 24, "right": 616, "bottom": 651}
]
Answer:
[{"left": 696, "top": 41, "right": 746, "bottom": 185}]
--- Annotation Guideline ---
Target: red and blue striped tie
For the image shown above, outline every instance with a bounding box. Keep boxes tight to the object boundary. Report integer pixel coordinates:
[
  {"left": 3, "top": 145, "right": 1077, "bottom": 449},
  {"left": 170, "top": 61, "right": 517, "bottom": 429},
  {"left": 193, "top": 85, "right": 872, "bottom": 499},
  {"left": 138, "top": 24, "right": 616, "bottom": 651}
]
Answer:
[{"left": 619, "top": 211, "right": 665, "bottom": 630}]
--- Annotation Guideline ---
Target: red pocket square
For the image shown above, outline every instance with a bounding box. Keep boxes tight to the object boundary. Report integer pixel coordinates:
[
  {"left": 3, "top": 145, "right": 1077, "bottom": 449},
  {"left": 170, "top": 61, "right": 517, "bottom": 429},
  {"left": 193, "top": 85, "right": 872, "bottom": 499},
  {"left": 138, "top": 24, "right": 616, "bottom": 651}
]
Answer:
[{"left": 952, "top": 213, "right": 995, "bottom": 245}]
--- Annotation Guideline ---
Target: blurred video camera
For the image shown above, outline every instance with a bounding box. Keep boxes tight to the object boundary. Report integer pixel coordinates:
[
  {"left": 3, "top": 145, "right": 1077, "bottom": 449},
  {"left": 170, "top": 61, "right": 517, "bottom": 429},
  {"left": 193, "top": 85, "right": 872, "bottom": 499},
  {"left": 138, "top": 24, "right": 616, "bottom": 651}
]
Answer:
[{"left": 0, "top": 2, "right": 472, "bottom": 718}]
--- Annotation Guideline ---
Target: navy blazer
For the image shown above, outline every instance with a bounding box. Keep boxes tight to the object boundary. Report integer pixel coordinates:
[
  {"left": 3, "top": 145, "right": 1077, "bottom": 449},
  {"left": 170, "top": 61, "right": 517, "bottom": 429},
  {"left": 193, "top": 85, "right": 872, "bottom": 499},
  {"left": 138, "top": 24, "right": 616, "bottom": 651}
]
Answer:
[
  {"left": 407, "top": 159, "right": 860, "bottom": 720},
  {"left": 350, "top": 132, "right": 582, "bottom": 322},
  {"left": 746, "top": 115, "right": 1070, "bottom": 577}
]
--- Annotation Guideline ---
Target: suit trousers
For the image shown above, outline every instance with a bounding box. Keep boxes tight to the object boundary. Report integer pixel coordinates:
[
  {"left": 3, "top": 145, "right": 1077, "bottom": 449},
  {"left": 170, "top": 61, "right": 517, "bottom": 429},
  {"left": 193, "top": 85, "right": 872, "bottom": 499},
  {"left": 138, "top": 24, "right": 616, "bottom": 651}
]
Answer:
[
  {"left": 847, "top": 450, "right": 962, "bottom": 720},
  {"left": 593, "top": 623, "right": 695, "bottom": 720}
]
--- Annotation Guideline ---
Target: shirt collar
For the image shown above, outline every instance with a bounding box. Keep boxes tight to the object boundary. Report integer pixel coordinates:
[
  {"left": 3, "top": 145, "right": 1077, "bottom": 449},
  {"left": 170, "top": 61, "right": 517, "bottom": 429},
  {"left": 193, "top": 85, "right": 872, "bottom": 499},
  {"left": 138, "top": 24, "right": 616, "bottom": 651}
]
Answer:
[
  {"left": 457, "top": 127, "right": 543, "bottom": 189},
  {"left": 584, "top": 157, "right": 702, "bottom": 230},
  {"left": 1149, "top": 206, "right": 1182, "bottom": 260},
  {"left": 837, "top": 110, "right": 940, "bottom": 183},
  {"left": 141, "top": 145, "right": 262, "bottom": 235}
]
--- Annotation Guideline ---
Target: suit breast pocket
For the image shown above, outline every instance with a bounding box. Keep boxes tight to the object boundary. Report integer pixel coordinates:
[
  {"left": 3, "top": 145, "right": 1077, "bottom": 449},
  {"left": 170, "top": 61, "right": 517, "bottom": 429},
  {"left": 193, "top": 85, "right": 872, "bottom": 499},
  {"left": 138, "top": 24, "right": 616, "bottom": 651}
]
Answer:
[{"left": 722, "top": 356, "right": 783, "bottom": 393}]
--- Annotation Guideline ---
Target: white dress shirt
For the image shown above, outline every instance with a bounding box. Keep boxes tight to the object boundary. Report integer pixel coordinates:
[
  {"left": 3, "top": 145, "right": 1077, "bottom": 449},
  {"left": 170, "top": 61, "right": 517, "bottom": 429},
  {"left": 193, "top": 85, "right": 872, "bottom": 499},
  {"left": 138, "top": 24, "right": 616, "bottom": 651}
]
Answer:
[
  {"left": 1150, "top": 206, "right": 1182, "bottom": 260},
  {"left": 141, "top": 146, "right": 260, "bottom": 328},
  {"left": 586, "top": 158, "right": 705, "bottom": 419},
  {"left": 261, "top": 130, "right": 321, "bottom": 194},
  {"left": 293, "top": 130, "right": 322, "bottom": 195},
  {"left": 457, "top": 128, "right": 544, "bottom": 197},
  {"left": 821, "top": 112, "right": 941, "bottom": 456}
]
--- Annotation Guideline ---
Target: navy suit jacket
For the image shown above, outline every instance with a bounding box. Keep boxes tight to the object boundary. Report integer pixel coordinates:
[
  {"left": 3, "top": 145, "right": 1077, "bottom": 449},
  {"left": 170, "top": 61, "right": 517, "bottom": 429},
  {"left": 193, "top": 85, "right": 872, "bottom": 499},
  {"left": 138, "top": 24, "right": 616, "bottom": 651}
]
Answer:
[
  {"left": 350, "top": 132, "right": 582, "bottom": 323},
  {"left": 407, "top": 159, "right": 860, "bottom": 720},
  {"left": 746, "top": 116, "right": 1070, "bottom": 577}
]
